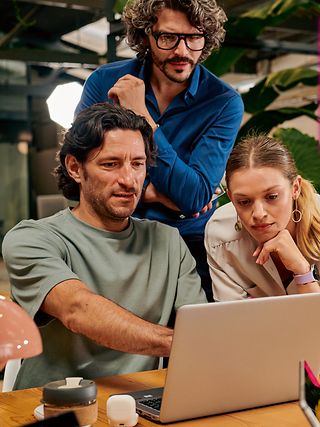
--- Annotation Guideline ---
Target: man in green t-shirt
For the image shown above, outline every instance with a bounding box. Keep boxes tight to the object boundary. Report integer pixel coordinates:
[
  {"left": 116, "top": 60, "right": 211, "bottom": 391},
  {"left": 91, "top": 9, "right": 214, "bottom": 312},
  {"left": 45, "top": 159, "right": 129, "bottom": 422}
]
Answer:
[{"left": 2, "top": 103, "right": 206, "bottom": 389}]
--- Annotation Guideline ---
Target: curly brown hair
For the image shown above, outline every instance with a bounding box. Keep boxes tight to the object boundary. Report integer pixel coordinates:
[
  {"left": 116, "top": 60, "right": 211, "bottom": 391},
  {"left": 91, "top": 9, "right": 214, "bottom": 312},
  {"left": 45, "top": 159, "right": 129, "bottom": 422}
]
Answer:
[{"left": 122, "top": 0, "right": 227, "bottom": 62}]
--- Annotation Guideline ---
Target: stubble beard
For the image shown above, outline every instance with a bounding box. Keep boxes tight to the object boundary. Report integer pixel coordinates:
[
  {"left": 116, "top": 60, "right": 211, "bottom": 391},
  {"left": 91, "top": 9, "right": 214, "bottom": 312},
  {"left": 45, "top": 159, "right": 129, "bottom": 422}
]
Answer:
[
  {"left": 81, "top": 167, "right": 139, "bottom": 223},
  {"left": 151, "top": 50, "right": 195, "bottom": 84},
  {"left": 83, "top": 187, "right": 140, "bottom": 225}
]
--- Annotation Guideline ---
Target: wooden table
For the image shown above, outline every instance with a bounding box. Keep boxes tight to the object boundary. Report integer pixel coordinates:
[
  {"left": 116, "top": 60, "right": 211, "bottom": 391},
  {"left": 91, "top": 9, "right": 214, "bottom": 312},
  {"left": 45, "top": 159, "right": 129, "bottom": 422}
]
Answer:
[{"left": 0, "top": 369, "right": 309, "bottom": 426}]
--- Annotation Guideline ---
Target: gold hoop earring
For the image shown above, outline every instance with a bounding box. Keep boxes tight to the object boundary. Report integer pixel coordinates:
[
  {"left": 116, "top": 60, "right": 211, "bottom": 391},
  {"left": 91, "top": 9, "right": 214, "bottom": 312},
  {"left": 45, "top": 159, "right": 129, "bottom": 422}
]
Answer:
[
  {"left": 234, "top": 215, "right": 242, "bottom": 231},
  {"left": 291, "top": 198, "right": 302, "bottom": 223}
]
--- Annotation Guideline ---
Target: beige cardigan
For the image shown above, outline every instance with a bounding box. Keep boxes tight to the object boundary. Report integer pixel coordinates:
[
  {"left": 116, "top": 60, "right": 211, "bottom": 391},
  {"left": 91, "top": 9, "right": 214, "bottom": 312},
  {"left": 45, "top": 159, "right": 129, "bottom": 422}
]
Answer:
[{"left": 204, "top": 202, "right": 320, "bottom": 301}]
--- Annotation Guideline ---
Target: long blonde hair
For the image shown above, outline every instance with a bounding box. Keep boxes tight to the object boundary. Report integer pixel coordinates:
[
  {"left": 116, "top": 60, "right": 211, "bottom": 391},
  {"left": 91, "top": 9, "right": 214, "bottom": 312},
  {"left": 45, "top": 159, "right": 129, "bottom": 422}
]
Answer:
[{"left": 225, "top": 134, "right": 320, "bottom": 261}]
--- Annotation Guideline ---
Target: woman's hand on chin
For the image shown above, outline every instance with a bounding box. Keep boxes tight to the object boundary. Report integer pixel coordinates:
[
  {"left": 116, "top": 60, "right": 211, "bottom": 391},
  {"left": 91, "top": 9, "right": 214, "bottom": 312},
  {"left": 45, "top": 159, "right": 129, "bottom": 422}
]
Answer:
[{"left": 253, "top": 229, "right": 310, "bottom": 274}]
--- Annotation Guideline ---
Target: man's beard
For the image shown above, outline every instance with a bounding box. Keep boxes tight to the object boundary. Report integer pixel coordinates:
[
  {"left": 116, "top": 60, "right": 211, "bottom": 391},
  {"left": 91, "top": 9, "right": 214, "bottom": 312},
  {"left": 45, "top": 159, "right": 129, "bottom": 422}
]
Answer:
[
  {"left": 82, "top": 168, "right": 139, "bottom": 223},
  {"left": 150, "top": 51, "right": 195, "bottom": 83},
  {"left": 85, "top": 189, "right": 139, "bottom": 225}
]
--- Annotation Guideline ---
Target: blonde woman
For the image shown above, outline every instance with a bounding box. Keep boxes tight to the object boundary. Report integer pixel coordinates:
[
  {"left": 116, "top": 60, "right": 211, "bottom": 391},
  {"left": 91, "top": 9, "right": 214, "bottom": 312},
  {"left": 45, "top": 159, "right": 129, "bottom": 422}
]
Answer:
[{"left": 205, "top": 134, "right": 320, "bottom": 300}]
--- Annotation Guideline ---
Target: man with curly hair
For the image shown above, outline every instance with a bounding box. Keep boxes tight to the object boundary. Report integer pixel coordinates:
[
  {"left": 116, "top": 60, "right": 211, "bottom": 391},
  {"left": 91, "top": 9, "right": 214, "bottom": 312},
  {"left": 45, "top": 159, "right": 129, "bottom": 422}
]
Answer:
[{"left": 75, "top": 0, "right": 244, "bottom": 301}]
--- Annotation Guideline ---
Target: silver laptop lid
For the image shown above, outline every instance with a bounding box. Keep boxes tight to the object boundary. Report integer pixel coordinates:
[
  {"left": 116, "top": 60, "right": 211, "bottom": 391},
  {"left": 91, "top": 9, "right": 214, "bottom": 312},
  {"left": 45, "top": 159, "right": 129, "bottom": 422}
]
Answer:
[{"left": 160, "top": 294, "right": 320, "bottom": 423}]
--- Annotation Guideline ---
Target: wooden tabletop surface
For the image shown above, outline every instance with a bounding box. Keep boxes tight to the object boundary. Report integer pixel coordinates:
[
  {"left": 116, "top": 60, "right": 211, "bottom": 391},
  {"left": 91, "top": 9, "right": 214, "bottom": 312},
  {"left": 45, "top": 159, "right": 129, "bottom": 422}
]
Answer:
[{"left": 0, "top": 369, "right": 310, "bottom": 426}]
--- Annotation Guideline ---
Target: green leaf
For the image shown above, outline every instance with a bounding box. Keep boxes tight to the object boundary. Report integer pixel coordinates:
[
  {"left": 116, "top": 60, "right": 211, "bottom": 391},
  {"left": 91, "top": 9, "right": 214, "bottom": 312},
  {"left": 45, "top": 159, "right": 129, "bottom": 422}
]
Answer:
[
  {"left": 204, "top": 47, "right": 245, "bottom": 77},
  {"left": 242, "top": 78, "right": 278, "bottom": 114},
  {"left": 237, "top": 104, "right": 318, "bottom": 140},
  {"left": 216, "top": 192, "right": 230, "bottom": 208},
  {"left": 114, "top": 0, "right": 127, "bottom": 13},
  {"left": 205, "top": 0, "right": 319, "bottom": 75},
  {"left": 239, "top": 0, "right": 320, "bottom": 21},
  {"left": 228, "top": 0, "right": 320, "bottom": 38},
  {"left": 242, "top": 67, "right": 318, "bottom": 114},
  {"left": 273, "top": 128, "right": 320, "bottom": 192},
  {"left": 266, "top": 67, "right": 317, "bottom": 89}
]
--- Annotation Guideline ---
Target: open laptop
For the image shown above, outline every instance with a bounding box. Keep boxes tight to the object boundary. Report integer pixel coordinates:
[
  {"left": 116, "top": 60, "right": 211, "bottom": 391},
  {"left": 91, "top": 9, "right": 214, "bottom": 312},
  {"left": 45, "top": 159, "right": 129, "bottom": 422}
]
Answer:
[{"left": 124, "top": 294, "right": 320, "bottom": 423}]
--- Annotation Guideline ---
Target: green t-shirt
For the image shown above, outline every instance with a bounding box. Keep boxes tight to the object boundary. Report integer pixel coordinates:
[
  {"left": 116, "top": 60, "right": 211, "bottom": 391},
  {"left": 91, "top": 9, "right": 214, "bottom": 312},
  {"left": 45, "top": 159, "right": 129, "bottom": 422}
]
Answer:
[{"left": 2, "top": 209, "right": 206, "bottom": 389}]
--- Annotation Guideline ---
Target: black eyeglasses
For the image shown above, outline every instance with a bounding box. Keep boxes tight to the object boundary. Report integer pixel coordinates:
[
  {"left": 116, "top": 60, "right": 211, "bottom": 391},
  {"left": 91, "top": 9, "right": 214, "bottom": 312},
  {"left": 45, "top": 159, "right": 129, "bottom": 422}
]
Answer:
[{"left": 151, "top": 32, "right": 206, "bottom": 51}]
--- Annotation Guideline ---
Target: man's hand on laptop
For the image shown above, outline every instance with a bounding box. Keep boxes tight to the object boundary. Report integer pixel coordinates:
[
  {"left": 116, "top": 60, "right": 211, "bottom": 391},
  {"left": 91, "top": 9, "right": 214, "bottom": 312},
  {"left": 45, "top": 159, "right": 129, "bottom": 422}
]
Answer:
[{"left": 41, "top": 279, "right": 174, "bottom": 357}]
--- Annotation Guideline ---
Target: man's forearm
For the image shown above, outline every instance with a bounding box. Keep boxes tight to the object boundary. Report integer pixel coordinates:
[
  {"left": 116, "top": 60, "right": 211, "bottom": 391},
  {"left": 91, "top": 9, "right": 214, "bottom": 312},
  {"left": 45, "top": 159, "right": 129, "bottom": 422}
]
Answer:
[{"left": 41, "top": 280, "right": 173, "bottom": 356}]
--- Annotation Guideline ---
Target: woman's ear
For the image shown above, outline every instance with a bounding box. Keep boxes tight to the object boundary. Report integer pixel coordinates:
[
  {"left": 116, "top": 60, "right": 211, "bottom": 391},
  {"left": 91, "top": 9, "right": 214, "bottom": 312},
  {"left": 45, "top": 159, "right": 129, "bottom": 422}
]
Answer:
[
  {"left": 292, "top": 175, "right": 302, "bottom": 199},
  {"left": 65, "top": 154, "right": 81, "bottom": 183}
]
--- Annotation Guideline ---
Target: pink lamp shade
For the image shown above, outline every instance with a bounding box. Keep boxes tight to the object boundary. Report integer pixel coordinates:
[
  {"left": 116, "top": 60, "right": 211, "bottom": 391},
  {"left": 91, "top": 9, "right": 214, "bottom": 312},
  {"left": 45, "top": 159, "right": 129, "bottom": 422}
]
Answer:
[{"left": 0, "top": 295, "right": 42, "bottom": 369}]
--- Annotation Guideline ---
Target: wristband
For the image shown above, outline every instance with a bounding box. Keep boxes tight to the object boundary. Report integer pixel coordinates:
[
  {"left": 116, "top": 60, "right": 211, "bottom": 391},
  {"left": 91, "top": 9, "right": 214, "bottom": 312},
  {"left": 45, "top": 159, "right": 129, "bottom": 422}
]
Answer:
[{"left": 293, "top": 265, "right": 317, "bottom": 285}]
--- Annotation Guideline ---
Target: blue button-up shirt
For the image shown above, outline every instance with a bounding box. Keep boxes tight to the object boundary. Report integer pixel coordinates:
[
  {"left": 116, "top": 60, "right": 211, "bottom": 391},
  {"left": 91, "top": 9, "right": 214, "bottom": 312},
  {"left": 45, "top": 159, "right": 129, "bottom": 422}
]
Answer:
[{"left": 75, "top": 58, "right": 244, "bottom": 238}]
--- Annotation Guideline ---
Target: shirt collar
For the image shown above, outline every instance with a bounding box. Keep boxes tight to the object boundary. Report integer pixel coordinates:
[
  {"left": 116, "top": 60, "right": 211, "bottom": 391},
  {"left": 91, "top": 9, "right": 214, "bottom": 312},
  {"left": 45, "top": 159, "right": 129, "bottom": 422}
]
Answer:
[
  {"left": 186, "top": 64, "right": 200, "bottom": 98},
  {"left": 138, "top": 58, "right": 147, "bottom": 80}
]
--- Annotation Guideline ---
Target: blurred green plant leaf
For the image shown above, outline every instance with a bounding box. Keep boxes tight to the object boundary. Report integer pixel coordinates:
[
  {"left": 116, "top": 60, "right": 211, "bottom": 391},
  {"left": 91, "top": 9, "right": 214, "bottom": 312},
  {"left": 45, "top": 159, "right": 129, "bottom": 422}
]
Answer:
[
  {"left": 205, "top": 0, "right": 320, "bottom": 76},
  {"left": 114, "top": 0, "right": 127, "bottom": 13},
  {"left": 216, "top": 191, "right": 231, "bottom": 208},
  {"left": 237, "top": 0, "right": 320, "bottom": 28},
  {"left": 265, "top": 67, "right": 317, "bottom": 88},
  {"left": 242, "top": 67, "right": 318, "bottom": 114},
  {"left": 204, "top": 47, "right": 245, "bottom": 77},
  {"left": 273, "top": 128, "right": 320, "bottom": 192},
  {"left": 238, "top": 103, "right": 318, "bottom": 140}
]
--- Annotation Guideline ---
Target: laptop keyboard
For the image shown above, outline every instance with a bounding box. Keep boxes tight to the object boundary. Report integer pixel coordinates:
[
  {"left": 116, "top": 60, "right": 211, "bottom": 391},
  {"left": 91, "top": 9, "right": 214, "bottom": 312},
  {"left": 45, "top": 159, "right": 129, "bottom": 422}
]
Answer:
[{"left": 140, "top": 397, "right": 162, "bottom": 411}]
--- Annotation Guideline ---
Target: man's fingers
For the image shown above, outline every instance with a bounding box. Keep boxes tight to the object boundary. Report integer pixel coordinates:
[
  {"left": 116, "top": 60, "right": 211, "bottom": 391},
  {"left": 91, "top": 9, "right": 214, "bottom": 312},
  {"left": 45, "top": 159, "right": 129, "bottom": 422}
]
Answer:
[{"left": 107, "top": 87, "right": 118, "bottom": 97}]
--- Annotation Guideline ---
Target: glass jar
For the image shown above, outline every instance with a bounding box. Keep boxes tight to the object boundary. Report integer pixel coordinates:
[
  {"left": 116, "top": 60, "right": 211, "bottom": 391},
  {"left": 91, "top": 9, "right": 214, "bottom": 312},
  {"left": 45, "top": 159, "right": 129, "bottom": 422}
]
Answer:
[{"left": 42, "top": 377, "right": 98, "bottom": 426}]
